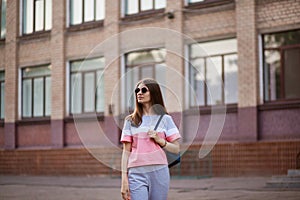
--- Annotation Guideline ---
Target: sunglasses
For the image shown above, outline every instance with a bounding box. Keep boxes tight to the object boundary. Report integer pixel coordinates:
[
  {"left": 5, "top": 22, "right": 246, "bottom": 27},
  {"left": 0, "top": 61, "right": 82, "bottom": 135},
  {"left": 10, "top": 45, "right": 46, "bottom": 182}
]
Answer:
[{"left": 135, "top": 87, "right": 148, "bottom": 94}]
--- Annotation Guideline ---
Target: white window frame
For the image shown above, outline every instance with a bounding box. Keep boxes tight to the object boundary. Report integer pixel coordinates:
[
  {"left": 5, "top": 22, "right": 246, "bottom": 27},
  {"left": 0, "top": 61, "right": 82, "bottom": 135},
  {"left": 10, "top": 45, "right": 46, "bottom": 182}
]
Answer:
[{"left": 68, "top": 57, "right": 105, "bottom": 115}]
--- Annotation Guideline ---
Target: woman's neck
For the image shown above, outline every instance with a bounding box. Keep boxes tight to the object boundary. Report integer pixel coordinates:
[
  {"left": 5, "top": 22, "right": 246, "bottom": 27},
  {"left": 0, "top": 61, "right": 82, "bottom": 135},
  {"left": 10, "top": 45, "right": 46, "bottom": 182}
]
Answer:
[{"left": 143, "top": 103, "right": 152, "bottom": 115}]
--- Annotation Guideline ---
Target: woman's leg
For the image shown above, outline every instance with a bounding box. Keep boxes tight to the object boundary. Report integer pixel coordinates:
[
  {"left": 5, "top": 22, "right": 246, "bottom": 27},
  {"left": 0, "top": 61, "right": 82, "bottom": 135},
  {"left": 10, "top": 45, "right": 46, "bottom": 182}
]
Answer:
[
  {"left": 128, "top": 169, "right": 149, "bottom": 200},
  {"left": 148, "top": 166, "right": 170, "bottom": 200}
]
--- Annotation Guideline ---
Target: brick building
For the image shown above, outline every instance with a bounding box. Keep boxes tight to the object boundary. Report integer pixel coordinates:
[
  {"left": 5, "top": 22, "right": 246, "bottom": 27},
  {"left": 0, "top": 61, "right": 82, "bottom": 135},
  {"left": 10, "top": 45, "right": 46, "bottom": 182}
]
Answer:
[{"left": 0, "top": 0, "right": 299, "bottom": 176}]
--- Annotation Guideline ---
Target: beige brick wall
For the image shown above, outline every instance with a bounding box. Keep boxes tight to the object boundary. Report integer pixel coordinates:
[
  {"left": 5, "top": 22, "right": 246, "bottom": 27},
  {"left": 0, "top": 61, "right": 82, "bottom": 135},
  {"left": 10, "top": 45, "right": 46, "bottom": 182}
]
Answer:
[
  {"left": 2, "top": 0, "right": 299, "bottom": 120},
  {"left": 103, "top": 0, "right": 120, "bottom": 116},
  {"left": 184, "top": 9, "right": 236, "bottom": 39},
  {"left": 236, "top": 0, "right": 259, "bottom": 107},
  {"left": 257, "top": 0, "right": 300, "bottom": 31},
  {"left": 5, "top": 0, "right": 18, "bottom": 122},
  {"left": 0, "top": 0, "right": 299, "bottom": 140},
  {"left": 19, "top": 39, "right": 51, "bottom": 67},
  {"left": 51, "top": 0, "right": 66, "bottom": 120},
  {"left": 0, "top": 47, "right": 5, "bottom": 68},
  {"left": 66, "top": 30, "right": 106, "bottom": 60}
]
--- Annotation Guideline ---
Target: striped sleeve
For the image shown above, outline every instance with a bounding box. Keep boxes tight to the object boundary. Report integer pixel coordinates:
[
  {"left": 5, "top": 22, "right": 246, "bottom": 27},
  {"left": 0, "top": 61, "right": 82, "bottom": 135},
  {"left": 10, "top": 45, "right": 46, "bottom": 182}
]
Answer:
[
  {"left": 120, "top": 119, "right": 132, "bottom": 143},
  {"left": 165, "top": 115, "right": 181, "bottom": 142}
]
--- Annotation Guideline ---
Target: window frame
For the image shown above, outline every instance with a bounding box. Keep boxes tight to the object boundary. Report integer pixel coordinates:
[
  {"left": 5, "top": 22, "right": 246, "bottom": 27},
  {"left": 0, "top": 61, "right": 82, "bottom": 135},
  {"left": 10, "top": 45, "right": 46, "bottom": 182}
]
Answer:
[
  {"left": 124, "top": 48, "right": 166, "bottom": 112},
  {"left": 21, "top": 0, "right": 52, "bottom": 35},
  {"left": 0, "top": 0, "right": 6, "bottom": 40},
  {"left": 262, "top": 30, "right": 300, "bottom": 103},
  {"left": 188, "top": 39, "right": 238, "bottom": 108},
  {"left": 0, "top": 71, "right": 4, "bottom": 120},
  {"left": 69, "top": 57, "right": 105, "bottom": 116},
  {"left": 184, "top": 0, "right": 234, "bottom": 10},
  {"left": 21, "top": 64, "right": 51, "bottom": 119},
  {"left": 122, "top": 0, "right": 166, "bottom": 18},
  {"left": 68, "top": 0, "right": 105, "bottom": 28}
]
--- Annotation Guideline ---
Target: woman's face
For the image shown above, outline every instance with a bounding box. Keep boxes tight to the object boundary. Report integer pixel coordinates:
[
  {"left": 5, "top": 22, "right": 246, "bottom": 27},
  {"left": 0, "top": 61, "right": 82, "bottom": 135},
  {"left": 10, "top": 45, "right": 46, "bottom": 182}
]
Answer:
[{"left": 135, "top": 83, "right": 151, "bottom": 105}]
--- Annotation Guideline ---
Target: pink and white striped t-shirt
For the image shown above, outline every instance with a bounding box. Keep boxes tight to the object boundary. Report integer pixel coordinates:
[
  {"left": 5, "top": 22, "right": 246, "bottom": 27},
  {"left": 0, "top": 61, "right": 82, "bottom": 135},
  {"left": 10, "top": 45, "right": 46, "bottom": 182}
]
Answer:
[{"left": 121, "top": 115, "right": 181, "bottom": 168}]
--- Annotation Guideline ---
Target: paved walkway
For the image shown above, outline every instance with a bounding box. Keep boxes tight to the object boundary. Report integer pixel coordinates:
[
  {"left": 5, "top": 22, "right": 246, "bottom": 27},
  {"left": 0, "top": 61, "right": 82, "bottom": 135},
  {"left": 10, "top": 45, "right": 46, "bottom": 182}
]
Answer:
[{"left": 0, "top": 175, "right": 299, "bottom": 200}]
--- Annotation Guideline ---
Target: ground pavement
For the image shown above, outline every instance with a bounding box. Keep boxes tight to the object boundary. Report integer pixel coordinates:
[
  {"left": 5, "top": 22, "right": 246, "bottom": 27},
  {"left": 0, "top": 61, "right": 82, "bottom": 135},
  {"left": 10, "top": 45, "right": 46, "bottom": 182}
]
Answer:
[{"left": 0, "top": 175, "right": 299, "bottom": 200}]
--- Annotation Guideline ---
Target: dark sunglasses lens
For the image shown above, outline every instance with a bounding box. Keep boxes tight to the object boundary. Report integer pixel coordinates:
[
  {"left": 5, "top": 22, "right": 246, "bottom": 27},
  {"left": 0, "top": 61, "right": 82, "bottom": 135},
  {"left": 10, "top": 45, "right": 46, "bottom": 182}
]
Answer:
[
  {"left": 135, "top": 88, "right": 140, "bottom": 94},
  {"left": 135, "top": 87, "right": 148, "bottom": 94},
  {"left": 141, "top": 87, "right": 148, "bottom": 93}
]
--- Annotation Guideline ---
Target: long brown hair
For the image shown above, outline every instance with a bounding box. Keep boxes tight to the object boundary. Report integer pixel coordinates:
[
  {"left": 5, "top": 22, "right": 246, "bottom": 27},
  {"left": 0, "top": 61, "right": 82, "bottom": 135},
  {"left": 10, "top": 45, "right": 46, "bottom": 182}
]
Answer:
[{"left": 127, "top": 78, "right": 168, "bottom": 126}]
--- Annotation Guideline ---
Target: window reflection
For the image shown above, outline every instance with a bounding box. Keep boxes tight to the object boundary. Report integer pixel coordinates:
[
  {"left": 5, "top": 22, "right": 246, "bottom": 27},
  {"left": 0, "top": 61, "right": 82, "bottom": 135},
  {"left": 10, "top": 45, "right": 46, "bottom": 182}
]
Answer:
[
  {"left": 35, "top": 0, "right": 44, "bottom": 31},
  {"left": 70, "top": 0, "right": 105, "bottom": 26},
  {"left": 189, "top": 38, "right": 238, "bottom": 107},
  {"left": 84, "top": 0, "right": 94, "bottom": 22},
  {"left": 125, "top": 0, "right": 166, "bottom": 15},
  {"left": 1, "top": 0, "right": 6, "bottom": 39},
  {"left": 0, "top": 71, "right": 4, "bottom": 119},
  {"left": 263, "top": 29, "right": 300, "bottom": 101},
  {"left": 70, "top": 57, "right": 105, "bottom": 114},
  {"left": 141, "top": 0, "right": 153, "bottom": 11},
  {"left": 125, "top": 49, "right": 166, "bottom": 111},
  {"left": 23, "top": 0, "right": 52, "bottom": 34},
  {"left": 22, "top": 65, "right": 51, "bottom": 118},
  {"left": 189, "top": 0, "right": 205, "bottom": 3}
]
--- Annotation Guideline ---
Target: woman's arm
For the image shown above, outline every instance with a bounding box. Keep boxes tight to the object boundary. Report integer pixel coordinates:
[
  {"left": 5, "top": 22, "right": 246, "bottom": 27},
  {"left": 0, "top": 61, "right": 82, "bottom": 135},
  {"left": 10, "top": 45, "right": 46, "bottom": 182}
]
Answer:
[
  {"left": 148, "top": 130, "right": 180, "bottom": 154},
  {"left": 121, "top": 142, "right": 131, "bottom": 200},
  {"left": 161, "top": 139, "right": 180, "bottom": 154}
]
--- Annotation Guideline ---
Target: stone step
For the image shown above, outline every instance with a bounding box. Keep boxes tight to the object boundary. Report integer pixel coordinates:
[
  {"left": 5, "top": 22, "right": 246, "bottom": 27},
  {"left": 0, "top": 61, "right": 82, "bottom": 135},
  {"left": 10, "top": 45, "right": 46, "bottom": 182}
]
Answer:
[
  {"left": 266, "top": 180, "right": 300, "bottom": 188},
  {"left": 271, "top": 175, "right": 300, "bottom": 182},
  {"left": 266, "top": 171, "right": 300, "bottom": 188},
  {"left": 288, "top": 169, "right": 300, "bottom": 177}
]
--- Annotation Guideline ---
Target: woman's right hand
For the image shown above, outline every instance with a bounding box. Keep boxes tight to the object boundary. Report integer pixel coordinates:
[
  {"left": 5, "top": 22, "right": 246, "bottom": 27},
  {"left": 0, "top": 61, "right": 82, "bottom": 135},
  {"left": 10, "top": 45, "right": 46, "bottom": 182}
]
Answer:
[{"left": 121, "top": 178, "right": 131, "bottom": 200}]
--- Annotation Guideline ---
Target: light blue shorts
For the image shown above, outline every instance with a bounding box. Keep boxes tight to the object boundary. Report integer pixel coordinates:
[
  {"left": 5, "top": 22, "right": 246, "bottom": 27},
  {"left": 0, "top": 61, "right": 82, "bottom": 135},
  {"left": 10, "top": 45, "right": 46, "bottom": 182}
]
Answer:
[{"left": 128, "top": 165, "right": 170, "bottom": 200}]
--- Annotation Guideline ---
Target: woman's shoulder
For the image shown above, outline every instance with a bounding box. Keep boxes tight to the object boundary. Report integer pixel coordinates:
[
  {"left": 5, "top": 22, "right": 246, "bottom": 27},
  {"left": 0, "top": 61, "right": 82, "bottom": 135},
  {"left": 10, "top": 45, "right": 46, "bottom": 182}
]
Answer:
[
  {"left": 162, "top": 114, "right": 172, "bottom": 120},
  {"left": 125, "top": 114, "right": 133, "bottom": 121}
]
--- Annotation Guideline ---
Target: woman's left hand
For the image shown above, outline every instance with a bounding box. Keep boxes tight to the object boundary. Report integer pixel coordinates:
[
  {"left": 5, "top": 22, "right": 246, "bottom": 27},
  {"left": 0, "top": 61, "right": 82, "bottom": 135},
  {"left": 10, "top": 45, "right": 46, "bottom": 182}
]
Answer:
[
  {"left": 148, "top": 130, "right": 160, "bottom": 141},
  {"left": 148, "top": 130, "right": 166, "bottom": 147}
]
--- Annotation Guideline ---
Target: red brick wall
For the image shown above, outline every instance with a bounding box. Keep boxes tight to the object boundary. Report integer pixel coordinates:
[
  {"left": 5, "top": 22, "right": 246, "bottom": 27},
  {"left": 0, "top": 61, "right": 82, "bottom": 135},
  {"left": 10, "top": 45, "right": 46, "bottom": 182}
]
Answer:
[
  {"left": 0, "top": 148, "right": 119, "bottom": 176},
  {"left": 17, "top": 124, "right": 52, "bottom": 148},
  {"left": 1, "top": 141, "right": 299, "bottom": 177},
  {"left": 183, "top": 141, "right": 300, "bottom": 177},
  {"left": 0, "top": 127, "right": 4, "bottom": 148}
]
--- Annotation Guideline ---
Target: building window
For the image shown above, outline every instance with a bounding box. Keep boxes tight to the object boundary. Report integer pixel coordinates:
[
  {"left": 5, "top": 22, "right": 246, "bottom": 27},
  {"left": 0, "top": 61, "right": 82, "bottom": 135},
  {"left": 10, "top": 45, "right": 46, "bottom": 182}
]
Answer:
[
  {"left": 263, "top": 29, "right": 300, "bottom": 102},
  {"left": 0, "top": 71, "right": 4, "bottom": 119},
  {"left": 0, "top": 0, "right": 6, "bottom": 39},
  {"left": 187, "top": 0, "right": 231, "bottom": 4},
  {"left": 70, "top": 57, "right": 105, "bottom": 114},
  {"left": 70, "top": 0, "right": 105, "bottom": 26},
  {"left": 189, "top": 38, "right": 238, "bottom": 107},
  {"left": 21, "top": 65, "right": 51, "bottom": 118},
  {"left": 124, "top": 0, "right": 166, "bottom": 15},
  {"left": 188, "top": 0, "right": 205, "bottom": 3},
  {"left": 22, "top": 0, "right": 52, "bottom": 34},
  {"left": 186, "top": 0, "right": 234, "bottom": 8},
  {"left": 125, "top": 48, "right": 166, "bottom": 110}
]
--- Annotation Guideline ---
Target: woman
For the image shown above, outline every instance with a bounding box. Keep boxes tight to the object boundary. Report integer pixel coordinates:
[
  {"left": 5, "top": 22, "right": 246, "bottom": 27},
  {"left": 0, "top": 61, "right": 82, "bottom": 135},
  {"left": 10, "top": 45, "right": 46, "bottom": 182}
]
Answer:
[{"left": 120, "top": 78, "right": 181, "bottom": 200}]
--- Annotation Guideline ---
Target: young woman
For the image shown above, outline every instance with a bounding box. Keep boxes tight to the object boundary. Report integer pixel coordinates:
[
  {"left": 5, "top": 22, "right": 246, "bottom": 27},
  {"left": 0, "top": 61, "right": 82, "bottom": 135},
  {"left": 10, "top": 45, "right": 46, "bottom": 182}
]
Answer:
[{"left": 120, "top": 78, "right": 181, "bottom": 200}]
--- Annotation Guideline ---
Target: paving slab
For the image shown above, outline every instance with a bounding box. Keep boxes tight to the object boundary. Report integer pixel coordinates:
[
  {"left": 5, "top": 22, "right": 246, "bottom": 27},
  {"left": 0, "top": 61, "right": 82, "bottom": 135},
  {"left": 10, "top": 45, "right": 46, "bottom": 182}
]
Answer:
[{"left": 0, "top": 175, "right": 299, "bottom": 200}]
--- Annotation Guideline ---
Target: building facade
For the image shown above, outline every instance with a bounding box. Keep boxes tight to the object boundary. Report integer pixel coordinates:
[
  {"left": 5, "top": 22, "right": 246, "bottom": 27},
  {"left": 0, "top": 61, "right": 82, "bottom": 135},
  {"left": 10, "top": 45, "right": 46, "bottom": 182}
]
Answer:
[{"left": 0, "top": 0, "right": 299, "bottom": 176}]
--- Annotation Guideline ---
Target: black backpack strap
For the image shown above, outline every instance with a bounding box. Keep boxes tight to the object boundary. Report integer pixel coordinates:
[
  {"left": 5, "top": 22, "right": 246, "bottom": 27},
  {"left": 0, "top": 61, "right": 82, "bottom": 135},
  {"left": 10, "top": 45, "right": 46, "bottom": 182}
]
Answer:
[{"left": 154, "top": 115, "right": 164, "bottom": 131}]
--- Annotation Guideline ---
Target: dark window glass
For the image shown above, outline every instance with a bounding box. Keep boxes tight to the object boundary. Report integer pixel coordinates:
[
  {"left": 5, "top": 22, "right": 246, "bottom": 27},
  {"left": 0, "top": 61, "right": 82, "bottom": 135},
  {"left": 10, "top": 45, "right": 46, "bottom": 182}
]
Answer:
[
  {"left": 0, "top": 71, "right": 4, "bottom": 119},
  {"left": 263, "top": 29, "right": 300, "bottom": 101}
]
